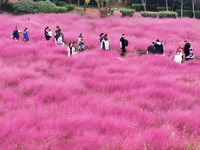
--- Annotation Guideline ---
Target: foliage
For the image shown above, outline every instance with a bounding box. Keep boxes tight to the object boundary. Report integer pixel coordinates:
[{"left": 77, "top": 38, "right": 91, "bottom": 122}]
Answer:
[
  {"left": 73, "top": 8, "right": 87, "bottom": 14},
  {"left": 36, "top": 1, "right": 58, "bottom": 13},
  {"left": 176, "top": 9, "right": 193, "bottom": 18},
  {"left": 64, "top": 4, "right": 76, "bottom": 12},
  {"left": 13, "top": 0, "right": 38, "bottom": 14},
  {"left": 158, "top": 11, "right": 178, "bottom": 18},
  {"left": 131, "top": 4, "right": 144, "bottom": 12},
  {"left": 2, "top": 1, "right": 14, "bottom": 12},
  {"left": 57, "top": 6, "right": 68, "bottom": 13},
  {"left": 157, "top": 6, "right": 171, "bottom": 11},
  {"left": 55, "top": 1, "right": 66, "bottom": 7},
  {"left": 120, "top": 10, "right": 135, "bottom": 17},
  {"left": 140, "top": 11, "right": 157, "bottom": 18}
]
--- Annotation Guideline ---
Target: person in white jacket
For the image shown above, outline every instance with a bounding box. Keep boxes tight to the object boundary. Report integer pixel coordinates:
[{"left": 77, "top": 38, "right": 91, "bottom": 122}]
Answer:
[
  {"left": 67, "top": 43, "right": 76, "bottom": 57},
  {"left": 174, "top": 51, "right": 182, "bottom": 64},
  {"left": 101, "top": 34, "right": 109, "bottom": 50}
]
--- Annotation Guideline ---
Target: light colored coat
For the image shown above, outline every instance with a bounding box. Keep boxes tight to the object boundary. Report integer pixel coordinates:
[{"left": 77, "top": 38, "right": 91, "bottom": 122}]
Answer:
[
  {"left": 101, "top": 39, "right": 109, "bottom": 50},
  {"left": 174, "top": 54, "right": 182, "bottom": 64},
  {"left": 67, "top": 47, "right": 76, "bottom": 57}
]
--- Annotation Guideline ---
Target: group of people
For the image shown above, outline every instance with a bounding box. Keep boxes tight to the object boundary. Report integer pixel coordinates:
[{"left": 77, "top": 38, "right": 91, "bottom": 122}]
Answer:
[
  {"left": 12, "top": 26, "right": 29, "bottom": 42},
  {"left": 147, "top": 39, "right": 194, "bottom": 63},
  {"left": 12, "top": 26, "right": 195, "bottom": 61}
]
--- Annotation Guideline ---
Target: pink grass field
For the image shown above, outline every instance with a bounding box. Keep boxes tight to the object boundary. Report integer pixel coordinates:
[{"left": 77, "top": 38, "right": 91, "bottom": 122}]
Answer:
[{"left": 0, "top": 12, "right": 200, "bottom": 149}]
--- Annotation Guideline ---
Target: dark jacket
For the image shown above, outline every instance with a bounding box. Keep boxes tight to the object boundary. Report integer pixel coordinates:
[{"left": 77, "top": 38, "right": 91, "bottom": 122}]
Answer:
[
  {"left": 147, "top": 45, "right": 154, "bottom": 54},
  {"left": 184, "top": 42, "right": 191, "bottom": 57},
  {"left": 154, "top": 42, "right": 164, "bottom": 54},
  {"left": 54, "top": 29, "right": 64, "bottom": 41},
  {"left": 13, "top": 30, "right": 19, "bottom": 40}
]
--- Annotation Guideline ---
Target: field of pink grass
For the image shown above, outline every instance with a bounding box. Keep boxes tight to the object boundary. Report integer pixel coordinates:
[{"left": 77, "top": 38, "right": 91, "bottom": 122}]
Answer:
[{"left": 0, "top": 12, "right": 200, "bottom": 149}]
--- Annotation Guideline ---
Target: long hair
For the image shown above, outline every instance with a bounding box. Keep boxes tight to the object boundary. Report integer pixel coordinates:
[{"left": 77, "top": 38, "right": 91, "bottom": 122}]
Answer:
[
  {"left": 24, "top": 28, "right": 28, "bottom": 32},
  {"left": 103, "top": 34, "right": 108, "bottom": 41}
]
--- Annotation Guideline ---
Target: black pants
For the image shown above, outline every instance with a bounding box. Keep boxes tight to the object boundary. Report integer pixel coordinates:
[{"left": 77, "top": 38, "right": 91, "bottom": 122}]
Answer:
[{"left": 121, "top": 47, "right": 126, "bottom": 56}]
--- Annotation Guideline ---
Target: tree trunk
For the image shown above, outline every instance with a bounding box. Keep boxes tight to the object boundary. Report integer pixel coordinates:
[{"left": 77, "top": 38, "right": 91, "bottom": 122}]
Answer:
[
  {"left": 165, "top": 0, "right": 168, "bottom": 11},
  {"left": 192, "top": 1, "right": 195, "bottom": 18},
  {"left": 141, "top": 0, "right": 146, "bottom": 11},
  {"left": 181, "top": 0, "right": 183, "bottom": 18},
  {"left": 84, "top": 0, "right": 86, "bottom": 12}
]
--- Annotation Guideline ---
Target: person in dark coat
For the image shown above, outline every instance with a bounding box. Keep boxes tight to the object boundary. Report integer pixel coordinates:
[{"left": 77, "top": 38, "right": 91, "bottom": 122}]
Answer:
[
  {"left": 54, "top": 26, "right": 64, "bottom": 43},
  {"left": 44, "top": 26, "right": 52, "bottom": 41},
  {"left": 184, "top": 40, "right": 191, "bottom": 60},
  {"left": 147, "top": 42, "right": 155, "bottom": 54},
  {"left": 13, "top": 26, "right": 19, "bottom": 41},
  {"left": 120, "top": 34, "right": 127, "bottom": 56},
  {"left": 154, "top": 39, "right": 164, "bottom": 54}
]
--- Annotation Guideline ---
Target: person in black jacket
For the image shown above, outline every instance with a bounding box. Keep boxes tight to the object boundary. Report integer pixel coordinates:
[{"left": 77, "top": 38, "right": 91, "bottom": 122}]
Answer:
[
  {"left": 54, "top": 26, "right": 64, "bottom": 43},
  {"left": 184, "top": 40, "right": 191, "bottom": 60},
  {"left": 154, "top": 39, "right": 164, "bottom": 54},
  {"left": 147, "top": 42, "right": 155, "bottom": 54},
  {"left": 120, "top": 34, "right": 127, "bottom": 56},
  {"left": 13, "top": 26, "right": 19, "bottom": 41}
]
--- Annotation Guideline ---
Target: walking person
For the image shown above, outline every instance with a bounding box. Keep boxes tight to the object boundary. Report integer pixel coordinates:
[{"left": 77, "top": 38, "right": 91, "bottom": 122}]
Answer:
[
  {"left": 101, "top": 34, "right": 109, "bottom": 50},
  {"left": 154, "top": 39, "right": 164, "bottom": 55},
  {"left": 184, "top": 40, "right": 191, "bottom": 61},
  {"left": 23, "top": 28, "right": 29, "bottom": 42},
  {"left": 67, "top": 43, "right": 76, "bottom": 57},
  {"left": 78, "top": 33, "right": 85, "bottom": 51},
  {"left": 120, "top": 34, "right": 128, "bottom": 56},
  {"left": 44, "top": 26, "right": 52, "bottom": 41},
  {"left": 13, "top": 26, "right": 19, "bottom": 41},
  {"left": 147, "top": 42, "right": 155, "bottom": 54},
  {"left": 54, "top": 26, "right": 64, "bottom": 44}
]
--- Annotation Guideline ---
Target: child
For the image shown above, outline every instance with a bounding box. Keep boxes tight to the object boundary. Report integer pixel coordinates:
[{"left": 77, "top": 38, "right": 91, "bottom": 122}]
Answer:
[
  {"left": 186, "top": 49, "right": 194, "bottom": 60},
  {"left": 67, "top": 43, "right": 76, "bottom": 57},
  {"left": 174, "top": 51, "right": 182, "bottom": 64},
  {"left": 57, "top": 34, "right": 64, "bottom": 46}
]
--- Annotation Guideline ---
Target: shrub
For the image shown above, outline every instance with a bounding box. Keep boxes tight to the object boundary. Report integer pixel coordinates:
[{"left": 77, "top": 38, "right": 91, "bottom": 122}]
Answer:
[
  {"left": 195, "top": 11, "right": 200, "bottom": 19},
  {"left": 64, "top": 4, "right": 76, "bottom": 12},
  {"left": 120, "top": 10, "right": 135, "bottom": 17},
  {"left": 57, "top": 6, "right": 67, "bottom": 13},
  {"left": 55, "top": 1, "right": 66, "bottom": 7},
  {"left": 157, "top": 6, "right": 171, "bottom": 11},
  {"left": 176, "top": 10, "right": 193, "bottom": 18},
  {"left": 141, "top": 11, "right": 157, "bottom": 18},
  {"left": 13, "top": 0, "right": 38, "bottom": 14},
  {"left": 73, "top": 8, "right": 86, "bottom": 14},
  {"left": 2, "top": 1, "right": 14, "bottom": 12},
  {"left": 131, "top": 4, "right": 144, "bottom": 12},
  {"left": 158, "top": 11, "right": 178, "bottom": 18},
  {"left": 36, "top": 1, "right": 58, "bottom": 13}
]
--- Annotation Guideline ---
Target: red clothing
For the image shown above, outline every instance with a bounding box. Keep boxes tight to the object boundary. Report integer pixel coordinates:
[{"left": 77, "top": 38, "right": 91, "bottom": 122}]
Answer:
[{"left": 177, "top": 47, "right": 184, "bottom": 52}]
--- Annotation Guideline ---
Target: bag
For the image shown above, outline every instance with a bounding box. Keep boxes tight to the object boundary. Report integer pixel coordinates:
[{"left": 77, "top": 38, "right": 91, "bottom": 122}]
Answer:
[{"left": 124, "top": 39, "right": 128, "bottom": 46}]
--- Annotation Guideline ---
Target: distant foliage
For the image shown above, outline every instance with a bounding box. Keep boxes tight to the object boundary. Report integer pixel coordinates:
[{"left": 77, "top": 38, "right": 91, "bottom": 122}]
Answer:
[
  {"left": 131, "top": 4, "right": 144, "bottom": 12},
  {"left": 73, "top": 8, "right": 87, "bottom": 14},
  {"left": 36, "top": 1, "right": 58, "bottom": 13},
  {"left": 57, "top": 6, "right": 68, "bottom": 13},
  {"left": 158, "top": 11, "right": 178, "bottom": 18},
  {"left": 176, "top": 9, "right": 200, "bottom": 19},
  {"left": 2, "top": 1, "right": 14, "bottom": 12},
  {"left": 64, "top": 4, "right": 76, "bottom": 12},
  {"left": 55, "top": 1, "right": 66, "bottom": 7},
  {"left": 13, "top": 0, "right": 38, "bottom": 14},
  {"left": 120, "top": 10, "right": 135, "bottom": 17},
  {"left": 157, "top": 7, "right": 171, "bottom": 11},
  {"left": 141, "top": 11, "right": 157, "bottom": 18}
]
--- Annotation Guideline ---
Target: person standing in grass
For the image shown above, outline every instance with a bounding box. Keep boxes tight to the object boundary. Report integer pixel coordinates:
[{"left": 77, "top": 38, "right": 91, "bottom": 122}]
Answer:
[
  {"left": 67, "top": 43, "right": 76, "bottom": 57},
  {"left": 54, "top": 26, "right": 64, "bottom": 43},
  {"left": 177, "top": 43, "right": 184, "bottom": 59},
  {"left": 147, "top": 42, "right": 155, "bottom": 54},
  {"left": 78, "top": 33, "right": 85, "bottom": 51},
  {"left": 23, "top": 28, "right": 29, "bottom": 42},
  {"left": 44, "top": 26, "right": 52, "bottom": 41},
  {"left": 99, "top": 33, "right": 104, "bottom": 47},
  {"left": 120, "top": 34, "right": 128, "bottom": 56},
  {"left": 184, "top": 40, "right": 191, "bottom": 60},
  {"left": 174, "top": 51, "right": 182, "bottom": 64},
  {"left": 186, "top": 48, "right": 194, "bottom": 60},
  {"left": 101, "top": 34, "right": 109, "bottom": 50},
  {"left": 13, "top": 26, "right": 19, "bottom": 41},
  {"left": 154, "top": 39, "right": 164, "bottom": 55}
]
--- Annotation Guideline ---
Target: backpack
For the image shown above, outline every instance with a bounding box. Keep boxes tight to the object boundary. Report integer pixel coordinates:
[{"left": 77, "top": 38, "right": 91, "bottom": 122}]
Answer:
[{"left": 124, "top": 39, "right": 128, "bottom": 46}]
